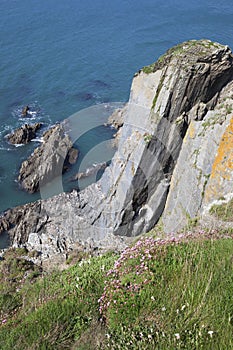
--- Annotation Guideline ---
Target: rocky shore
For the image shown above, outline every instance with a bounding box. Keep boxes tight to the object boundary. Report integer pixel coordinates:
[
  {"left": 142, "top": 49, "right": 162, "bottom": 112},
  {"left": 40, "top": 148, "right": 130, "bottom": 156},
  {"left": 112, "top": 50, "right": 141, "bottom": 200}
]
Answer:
[
  {"left": 18, "top": 124, "right": 78, "bottom": 193},
  {"left": 7, "top": 123, "right": 42, "bottom": 144},
  {"left": 1, "top": 39, "right": 233, "bottom": 267}
]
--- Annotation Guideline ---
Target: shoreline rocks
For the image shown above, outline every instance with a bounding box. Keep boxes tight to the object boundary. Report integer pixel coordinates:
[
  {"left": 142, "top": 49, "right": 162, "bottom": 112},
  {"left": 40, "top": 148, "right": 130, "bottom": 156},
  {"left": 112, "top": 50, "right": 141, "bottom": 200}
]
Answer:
[
  {"left": 0, "top": 193, "right": 131, "bottom": 268},
  {"left": 7, "top": 123, "right": 42, "bottom": 144},
  {"left": 18, "top": 124, "right": 79, "bottom": 193}
]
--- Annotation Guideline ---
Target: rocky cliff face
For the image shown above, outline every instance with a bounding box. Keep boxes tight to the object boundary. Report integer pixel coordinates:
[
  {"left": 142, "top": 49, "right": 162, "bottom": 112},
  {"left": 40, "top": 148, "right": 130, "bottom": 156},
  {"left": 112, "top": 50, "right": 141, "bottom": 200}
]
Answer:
[{"left": 1, "top": 39, "right": 233, "bottom": 264}]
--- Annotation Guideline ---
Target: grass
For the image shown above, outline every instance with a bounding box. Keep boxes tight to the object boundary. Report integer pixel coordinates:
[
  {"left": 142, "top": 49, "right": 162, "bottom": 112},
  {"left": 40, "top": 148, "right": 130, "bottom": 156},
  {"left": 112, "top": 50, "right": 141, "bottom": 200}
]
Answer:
[
  {"left": 142, "top": 63, "right": 157, "bottom": 74},
  {"left": 210, "top": 198, "right": 233, "bottom": 222},
  {"left": 0, "top": 232, "right": 233, "bottom": 349},
  {"left": 0, "top": 251, "right": 116, "bottom": 350}
]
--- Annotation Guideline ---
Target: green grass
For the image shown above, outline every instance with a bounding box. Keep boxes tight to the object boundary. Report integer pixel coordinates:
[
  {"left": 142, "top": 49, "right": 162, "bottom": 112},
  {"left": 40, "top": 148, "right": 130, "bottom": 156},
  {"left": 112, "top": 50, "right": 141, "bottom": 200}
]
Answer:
[
  {"left": 210, "top": 198, "right": 233, "bottom": 222},
  {"left": 142, "top": 63, "right": 157, "bottom": 74},
  {"left": 0, "top": 234, "right": 233, "bottom": 349},
  {"left": 0, "top": 251, "right": 116, "bottom": 350}
]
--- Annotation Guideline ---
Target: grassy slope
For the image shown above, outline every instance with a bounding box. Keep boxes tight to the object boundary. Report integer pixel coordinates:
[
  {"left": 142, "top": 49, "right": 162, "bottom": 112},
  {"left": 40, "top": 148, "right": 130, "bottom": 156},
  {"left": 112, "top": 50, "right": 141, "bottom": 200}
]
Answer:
[
  {"left": 210, "top": 198, "right": 233, "bottom": 222},
  {"left": 0, "top": 232, "right": 233, "bottom": 350}
]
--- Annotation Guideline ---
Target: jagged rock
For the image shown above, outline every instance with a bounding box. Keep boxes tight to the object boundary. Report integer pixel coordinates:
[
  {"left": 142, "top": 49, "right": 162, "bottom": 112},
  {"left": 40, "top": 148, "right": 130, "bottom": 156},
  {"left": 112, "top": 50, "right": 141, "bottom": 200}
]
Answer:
[
  {"left": 7, "top": 123, "right": 42, "bottom": 144},
  {"left": 1, "top": 39, "right": 233, "bottom": 265},
  {"left": 18, "top": 124, "right": 79, "bottom": 193},
  {"left": 0, "top": 193, "right": 130, "bottom": 267},
  {"left": 0, "top": 201, "right": 43, "bottom": 244}
]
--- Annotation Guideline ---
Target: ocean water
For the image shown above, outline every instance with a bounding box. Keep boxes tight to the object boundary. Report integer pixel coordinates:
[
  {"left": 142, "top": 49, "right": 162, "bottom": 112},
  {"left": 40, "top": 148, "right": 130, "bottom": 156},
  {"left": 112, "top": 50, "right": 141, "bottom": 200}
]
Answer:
[{"left": 0, "top": 0, "right": 233, "bottom": 214}]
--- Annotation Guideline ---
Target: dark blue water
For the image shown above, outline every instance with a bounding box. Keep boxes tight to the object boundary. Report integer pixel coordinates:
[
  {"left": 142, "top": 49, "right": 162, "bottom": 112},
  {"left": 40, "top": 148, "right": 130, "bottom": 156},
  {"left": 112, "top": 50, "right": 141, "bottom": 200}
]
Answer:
[{"left": 0, "top": 0, "right": 232, "bottom": 213}]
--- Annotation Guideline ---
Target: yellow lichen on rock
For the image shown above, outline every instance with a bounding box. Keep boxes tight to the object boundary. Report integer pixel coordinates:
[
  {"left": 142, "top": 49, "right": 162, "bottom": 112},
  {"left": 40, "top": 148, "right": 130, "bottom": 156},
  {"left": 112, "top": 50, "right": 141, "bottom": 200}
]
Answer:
[
  {"left": 186, "top": 121, "right": 196, "bottom": 141},
  {"left": 204, "top": 116, "right": 233, "bottom": 203}
]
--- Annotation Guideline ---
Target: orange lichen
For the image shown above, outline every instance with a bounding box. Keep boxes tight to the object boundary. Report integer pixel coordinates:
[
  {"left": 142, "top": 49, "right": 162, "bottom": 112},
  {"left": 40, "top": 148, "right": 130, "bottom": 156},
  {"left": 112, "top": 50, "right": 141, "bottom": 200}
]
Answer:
[{"left": 204, "top": 116, "right": 233, "bottom": 203}]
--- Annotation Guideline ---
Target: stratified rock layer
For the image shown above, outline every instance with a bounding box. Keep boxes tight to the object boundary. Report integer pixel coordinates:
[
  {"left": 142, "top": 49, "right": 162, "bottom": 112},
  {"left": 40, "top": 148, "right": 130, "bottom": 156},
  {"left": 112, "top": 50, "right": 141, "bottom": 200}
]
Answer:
[
  {"left": 1, "top": 40, "right": 233, "bottom": 265},
  {"left": 162, "top": 80, "right": 233, "bottom": 232}
]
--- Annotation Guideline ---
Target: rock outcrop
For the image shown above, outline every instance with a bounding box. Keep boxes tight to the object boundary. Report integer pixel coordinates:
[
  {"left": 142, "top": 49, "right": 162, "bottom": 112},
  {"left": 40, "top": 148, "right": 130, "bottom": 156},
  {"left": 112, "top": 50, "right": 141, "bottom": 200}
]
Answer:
[
  {"left": 18, "top": 124, "right": 79, "bottom": 193},
  {"left": 1, "top": 39, "right": 233, "bottom": 265},
  {"left": 7, "top": 123, "right": 42, "bottom": 144},
  {"left": 107, "top": 105, "right": 126, "bottom": 129}
]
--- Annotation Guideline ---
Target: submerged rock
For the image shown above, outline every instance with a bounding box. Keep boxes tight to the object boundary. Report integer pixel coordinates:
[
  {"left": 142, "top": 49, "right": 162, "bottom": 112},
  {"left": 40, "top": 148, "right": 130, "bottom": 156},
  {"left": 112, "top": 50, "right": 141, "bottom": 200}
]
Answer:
[
  {"left": 7, "top": 123, "right": 42, "bottom": 144},
  {"left": 18, "top": 124, "right": 79, "bottom": 193},
  {"left": 22, "top": 105, "right": 30, "bottom": 117},
  {"left": 1, "top": 39, "right": 233, "bottom": 265}
]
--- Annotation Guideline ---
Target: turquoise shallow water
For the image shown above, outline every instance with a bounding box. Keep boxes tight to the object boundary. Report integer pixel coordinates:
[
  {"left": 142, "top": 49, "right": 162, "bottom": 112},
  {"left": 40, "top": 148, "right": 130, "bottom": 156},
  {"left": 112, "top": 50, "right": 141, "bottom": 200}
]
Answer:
[{"left": 0, "top": 0, "right": 233, "bottom": 214}]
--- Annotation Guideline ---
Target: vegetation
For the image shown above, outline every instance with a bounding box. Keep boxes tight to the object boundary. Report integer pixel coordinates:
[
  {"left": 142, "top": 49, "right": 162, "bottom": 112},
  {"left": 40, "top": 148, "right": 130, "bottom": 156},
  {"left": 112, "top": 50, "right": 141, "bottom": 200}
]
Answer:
[
  {"left": 143, "top": 133, "right": 153, "bottom": 144},
  {"left": 210, "top": 198, "right": 233, "bottom": 222},
  {"left": 0, "top": 231, "right": 233, "bottom": 349},
  {"left": 141, "top": 40, "right": 223, "bottom": 75},
  {"left": 142, "top": 63, "right": 157, "bottom": 74}
]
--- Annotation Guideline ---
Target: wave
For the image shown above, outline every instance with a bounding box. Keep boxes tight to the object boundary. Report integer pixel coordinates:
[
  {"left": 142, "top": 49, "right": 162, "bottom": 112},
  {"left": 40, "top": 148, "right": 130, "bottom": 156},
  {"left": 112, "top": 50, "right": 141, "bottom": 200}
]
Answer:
[
  {"left": 0, "top": 102, "right": 53, "bottom": 146},
  {"left": 11, "top": 101, "right": 48, "bottom": 123},
  {"left": 27, "top": 111, "right": 37, "bottom": 116},
  {"left": 31, "top": 137, "right": 44, "bottom": 143}
]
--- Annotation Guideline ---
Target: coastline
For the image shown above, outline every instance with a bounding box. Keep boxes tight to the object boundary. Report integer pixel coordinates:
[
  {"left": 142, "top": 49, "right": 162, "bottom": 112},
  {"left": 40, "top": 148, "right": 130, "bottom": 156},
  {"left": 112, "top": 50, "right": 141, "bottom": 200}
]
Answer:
[{"left": 1, "top": 40, "right": 233, "bottom": 268}]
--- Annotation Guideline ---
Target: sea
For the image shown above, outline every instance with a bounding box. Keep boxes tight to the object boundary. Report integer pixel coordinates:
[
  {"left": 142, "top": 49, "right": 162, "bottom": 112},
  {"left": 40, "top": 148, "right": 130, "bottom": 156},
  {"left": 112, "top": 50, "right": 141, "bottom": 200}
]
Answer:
[{"left": 0, "top": 0, "right": 233, "bottom": 223}]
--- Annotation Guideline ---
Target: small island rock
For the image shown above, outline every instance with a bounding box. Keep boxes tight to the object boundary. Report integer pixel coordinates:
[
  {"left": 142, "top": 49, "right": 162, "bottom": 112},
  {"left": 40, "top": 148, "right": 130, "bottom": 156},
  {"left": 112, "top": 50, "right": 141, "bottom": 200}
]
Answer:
[{"left": 7, "top": 123, "right": 42, "bottom": 144}]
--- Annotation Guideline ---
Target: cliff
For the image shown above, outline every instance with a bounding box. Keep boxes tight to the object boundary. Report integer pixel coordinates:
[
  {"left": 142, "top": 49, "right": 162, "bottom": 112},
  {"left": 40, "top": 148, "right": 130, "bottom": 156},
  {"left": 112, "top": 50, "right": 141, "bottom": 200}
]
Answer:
[{"left": 1, "top": 39, "right": 233, "bottom": 265}]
